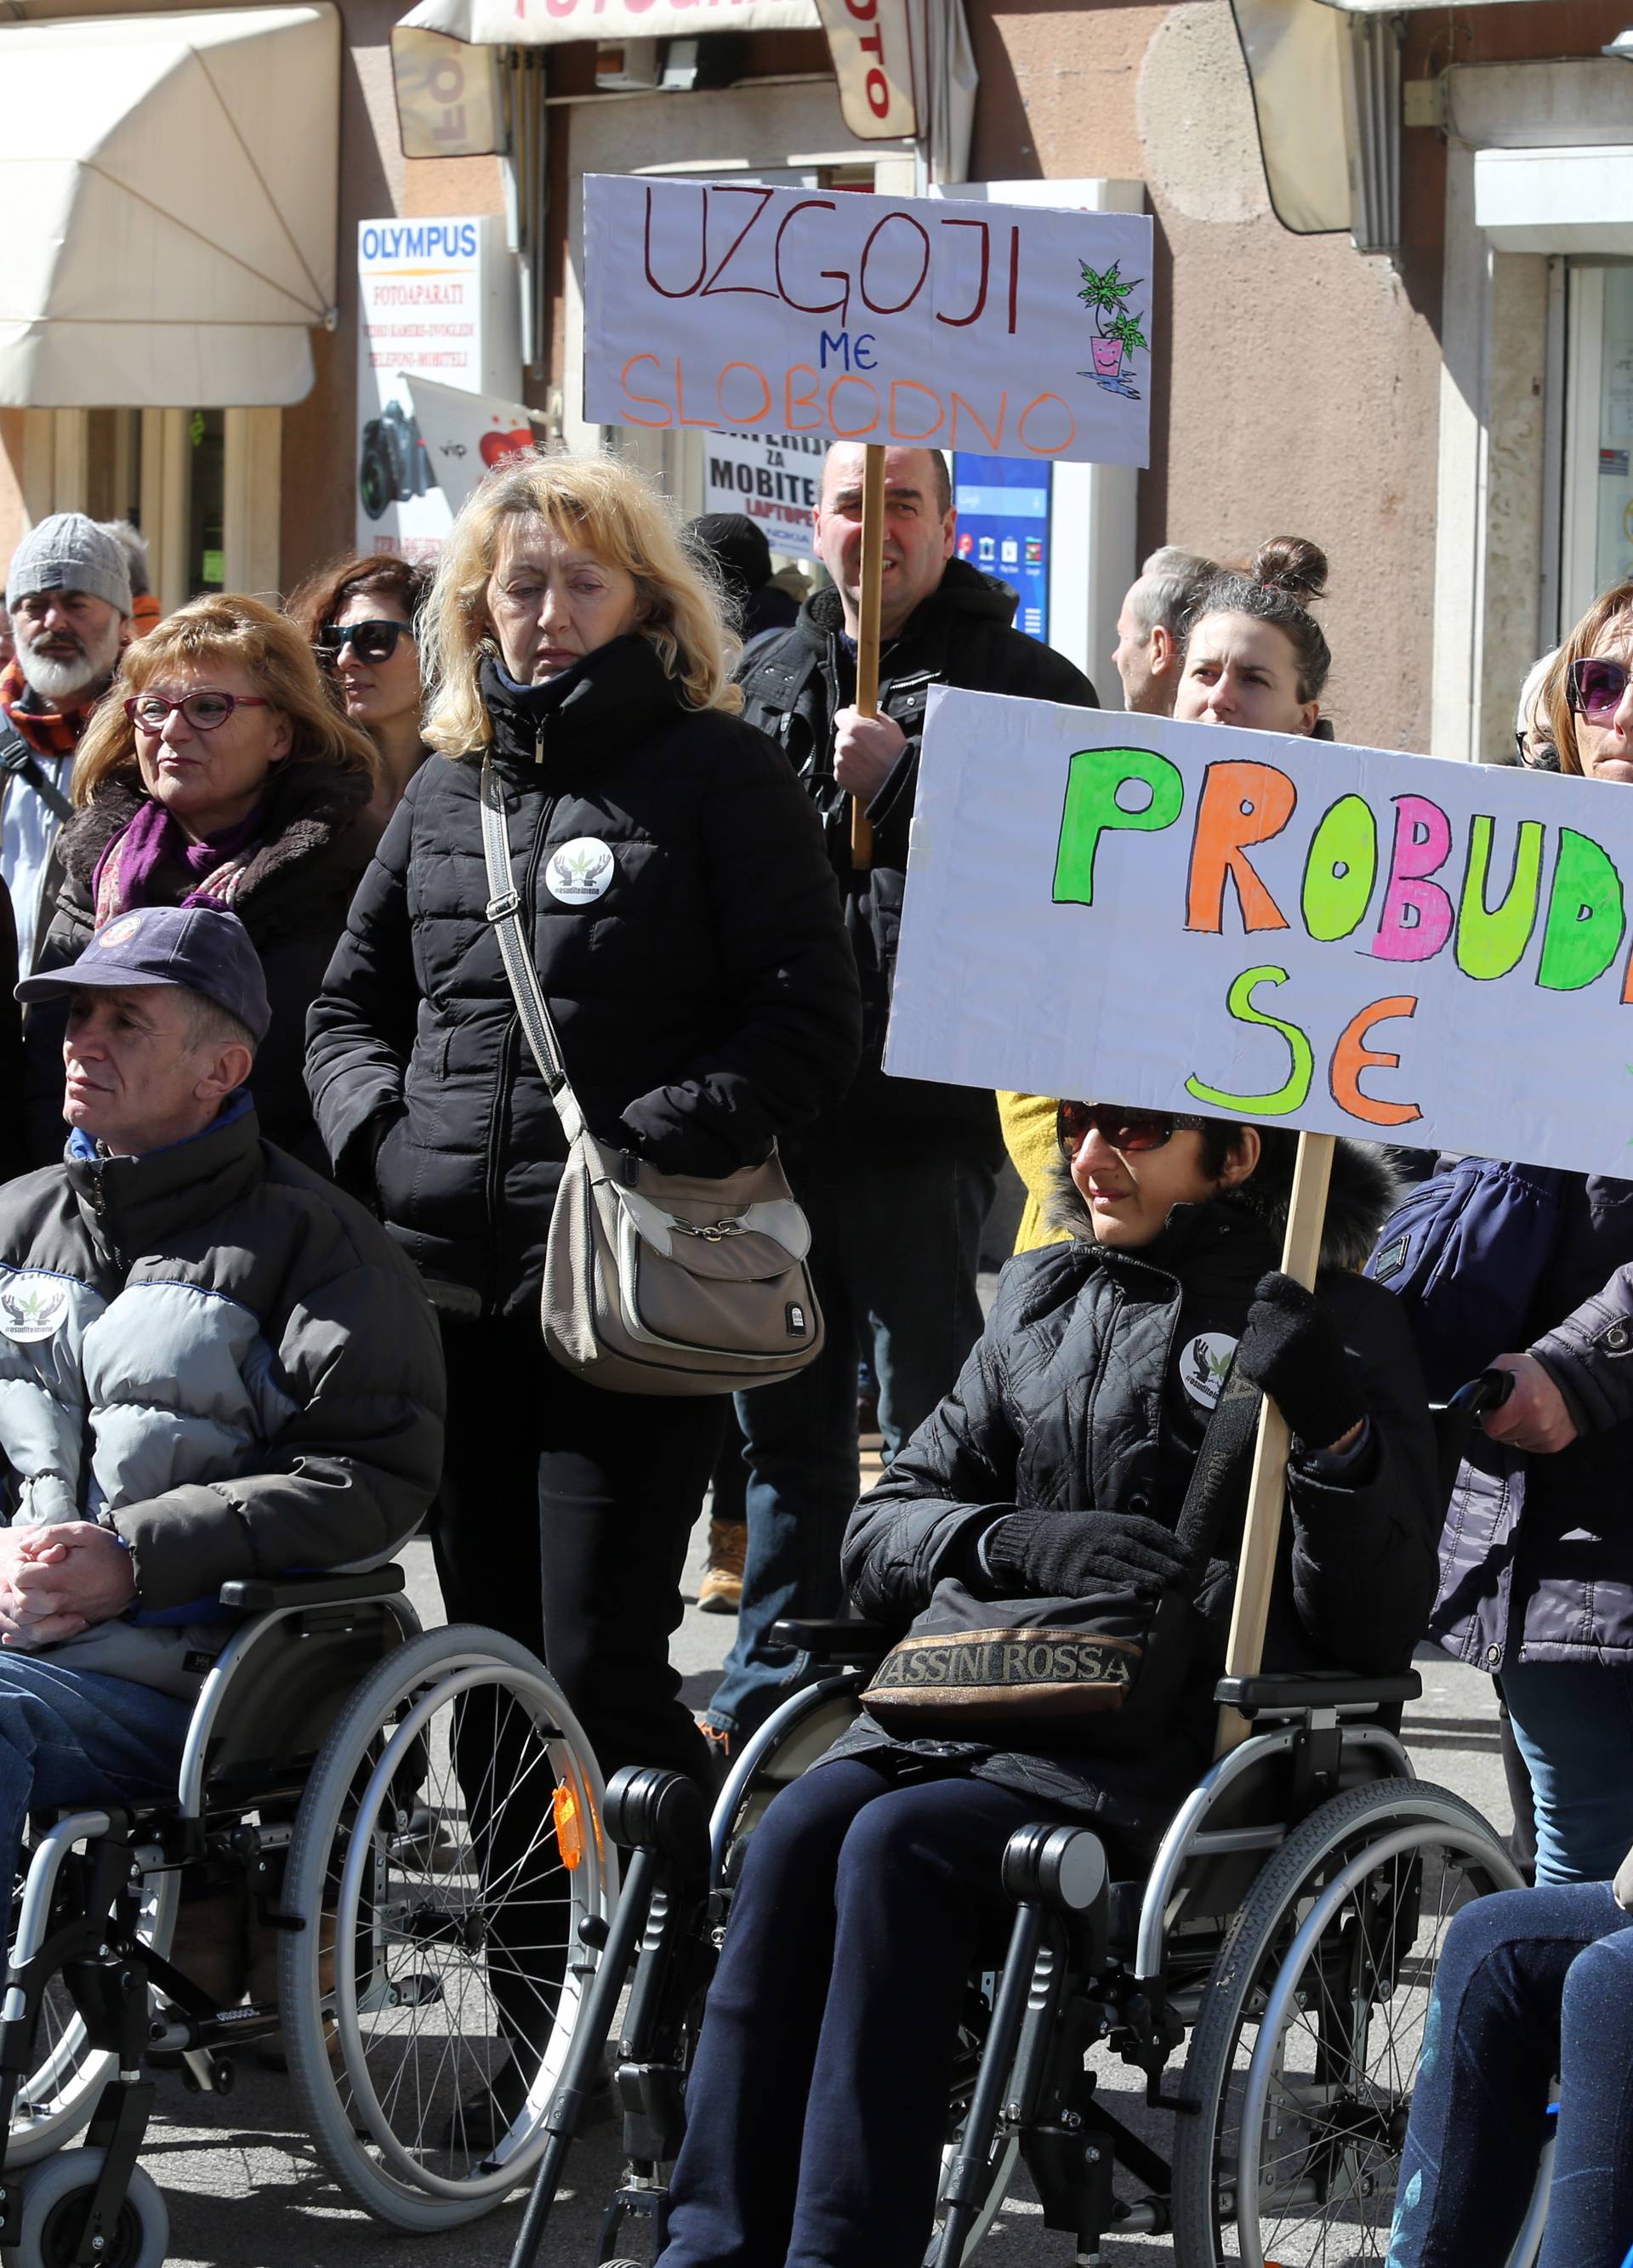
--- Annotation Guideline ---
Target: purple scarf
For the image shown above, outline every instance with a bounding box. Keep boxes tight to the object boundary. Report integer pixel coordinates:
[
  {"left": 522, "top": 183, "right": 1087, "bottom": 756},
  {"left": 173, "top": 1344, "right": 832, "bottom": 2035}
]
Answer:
[{"left": 92, "top": 797, "right": 266, "bottom": 927}]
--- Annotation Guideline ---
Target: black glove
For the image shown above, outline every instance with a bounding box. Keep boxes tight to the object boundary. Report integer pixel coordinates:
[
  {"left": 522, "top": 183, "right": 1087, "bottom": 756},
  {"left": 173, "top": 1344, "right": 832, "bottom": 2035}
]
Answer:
[
  {"left": 1232, "top": 1271, "right": 1367, "bottom": 1450},
  {"left": 985, "top": 1508, "right": 1190, "bottom": 1600}
]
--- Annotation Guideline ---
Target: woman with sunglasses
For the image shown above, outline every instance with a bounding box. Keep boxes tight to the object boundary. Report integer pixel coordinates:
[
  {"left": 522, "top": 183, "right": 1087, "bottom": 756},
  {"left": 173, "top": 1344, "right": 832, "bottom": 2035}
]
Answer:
[
  {"left": 1424, "top": 578, "right": 1633, "bottom": 1888},
  {"left": 21, "top": 594, "right": 374, "bottom": 1168},
  {"left": 287, "top": 554, "right": 432, "bottom": 833},
  {"left": 652, "top": 1101, "right": 1437, "bottom": 2268}
]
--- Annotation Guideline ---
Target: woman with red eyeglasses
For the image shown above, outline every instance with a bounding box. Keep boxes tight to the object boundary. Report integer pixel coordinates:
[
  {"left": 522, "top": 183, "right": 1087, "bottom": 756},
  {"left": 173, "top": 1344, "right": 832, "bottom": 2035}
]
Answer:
[
  {"left": 21, "top": 594, "right": 375, "bottom": 1168},
  {"left": 287, "top": 553, "right": 433, "bottom": 838},
  {"left": 651, "top": 1101, "right": 1437, "bottom": 2268},
  {"left": 1423, "top": 579, "right": 1633, "bottom": 1888}
]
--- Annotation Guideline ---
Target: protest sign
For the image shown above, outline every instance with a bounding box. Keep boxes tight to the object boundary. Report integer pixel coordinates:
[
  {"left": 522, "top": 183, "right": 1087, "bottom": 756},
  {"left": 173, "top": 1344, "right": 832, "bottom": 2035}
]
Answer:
[
  {"left": 582, "top": 173, "right": 1152, "bottom": 469},
  {"left": 886, "top": 692, "right": 1633, "bottom": 1180},
  {"left": 702, "top": 429, "right": 822, "bottom": 559}
]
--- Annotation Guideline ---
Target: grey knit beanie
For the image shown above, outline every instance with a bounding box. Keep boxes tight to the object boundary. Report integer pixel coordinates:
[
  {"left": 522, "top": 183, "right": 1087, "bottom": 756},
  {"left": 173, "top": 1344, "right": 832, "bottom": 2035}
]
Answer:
[{"left": 6, "top": 513, "right": 133, "bottom": 617}]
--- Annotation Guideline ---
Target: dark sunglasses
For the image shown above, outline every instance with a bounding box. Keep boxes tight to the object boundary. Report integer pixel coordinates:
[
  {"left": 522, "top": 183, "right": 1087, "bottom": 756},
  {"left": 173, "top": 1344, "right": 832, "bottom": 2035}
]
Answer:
[
  {"left": 1056, "top": 1101, "right": 1211, "bottom": 1157},
  {"left": 1567, "top": 655, "right": 1631, "bottom": 724},
  {"left": 316, "top": 618, "right": 411, "bottom": 668}
]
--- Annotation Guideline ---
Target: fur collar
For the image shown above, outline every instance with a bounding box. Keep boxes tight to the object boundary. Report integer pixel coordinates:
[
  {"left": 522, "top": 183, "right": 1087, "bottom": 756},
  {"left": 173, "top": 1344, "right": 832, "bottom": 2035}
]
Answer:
[
  {"left": 1042, "top": 1128, "right": 1397, "bottom": 1275},
  {"left": 59, "top": 760, "right": 370, "bottom": 901}
]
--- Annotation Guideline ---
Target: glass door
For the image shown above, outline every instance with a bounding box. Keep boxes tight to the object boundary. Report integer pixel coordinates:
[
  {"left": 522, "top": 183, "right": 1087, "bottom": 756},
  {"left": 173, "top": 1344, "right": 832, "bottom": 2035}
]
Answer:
[{"left": 1561, "top": 263, "right": 1633, "bottom": 633}]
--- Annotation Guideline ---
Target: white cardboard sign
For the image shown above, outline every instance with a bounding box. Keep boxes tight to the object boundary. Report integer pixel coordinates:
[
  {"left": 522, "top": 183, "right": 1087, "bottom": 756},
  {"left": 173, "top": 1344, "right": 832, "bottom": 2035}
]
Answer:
[
  {"left": 885, "top": 690, "right": 1633, "bottom": 1179},
  {"left": 583, "top": 173, "right": 1153, "bottom": 468},
  {"left": 702, "top": 429, "right": 823, "bottom": 558}
]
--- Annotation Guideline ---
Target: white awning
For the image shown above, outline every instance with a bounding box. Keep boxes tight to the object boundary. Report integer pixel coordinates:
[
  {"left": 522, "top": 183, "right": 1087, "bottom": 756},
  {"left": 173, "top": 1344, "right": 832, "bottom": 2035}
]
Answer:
[
  {"left": 0, "top": 5, "right": 339, "bottom": 408},
  {"left": 391, "top": 0, "right": 821, "bottom": 158},
  {"left": 399, "top": 0, "right": 818, "bottom": 51}
]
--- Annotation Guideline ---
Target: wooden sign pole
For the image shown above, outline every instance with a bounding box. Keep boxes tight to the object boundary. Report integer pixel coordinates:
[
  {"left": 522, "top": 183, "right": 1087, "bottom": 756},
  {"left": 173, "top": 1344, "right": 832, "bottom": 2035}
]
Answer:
[
  {"left": 850, "top": 442, "right": 885, "bottom": 871},
  {"left": 1215, "top": 1128, "right": 1337, "bottom": 1757}
]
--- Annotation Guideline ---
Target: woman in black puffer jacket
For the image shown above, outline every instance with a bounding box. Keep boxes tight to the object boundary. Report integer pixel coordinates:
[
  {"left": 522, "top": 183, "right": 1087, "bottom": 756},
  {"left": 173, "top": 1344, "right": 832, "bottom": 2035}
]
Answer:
[
  {"left": 652, "top": 1104, "right": 1439, "bottom": 2268},
  {"left": 305, "top": 451, "right": 861, "bottom": 1799}
]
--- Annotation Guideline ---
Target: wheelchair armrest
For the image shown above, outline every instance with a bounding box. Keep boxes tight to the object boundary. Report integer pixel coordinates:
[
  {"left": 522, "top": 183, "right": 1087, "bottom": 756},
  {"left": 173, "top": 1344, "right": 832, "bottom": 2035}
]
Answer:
[
  {"left": 1215, "top": 1669, "right": 1421, "bottom": 1719},
  {"left": 770, "top": 1617, "right": 894, "bottom": 1668},
  {"left": 217, "top": 1566, "right": 407, "bottom": 1612}
]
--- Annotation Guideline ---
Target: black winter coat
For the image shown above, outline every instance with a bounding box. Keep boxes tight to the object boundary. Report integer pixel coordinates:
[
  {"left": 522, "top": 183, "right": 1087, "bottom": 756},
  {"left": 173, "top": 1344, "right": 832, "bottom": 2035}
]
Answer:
[
  {"left": 737, "top": 560, "right": 1098, "bottom": 1159},
  {"left": 828, "top": 1144, "right": 1439, "bottom": 1853},
  {"left": 25, "top": 762, "right": 373, "bottom": 1171},
  {"left": 1430, "top": 1168, "right": 1633, "bottom": 1671},
  {"left": 304, "top": 638, "right": 862, "bottom": 1318}
]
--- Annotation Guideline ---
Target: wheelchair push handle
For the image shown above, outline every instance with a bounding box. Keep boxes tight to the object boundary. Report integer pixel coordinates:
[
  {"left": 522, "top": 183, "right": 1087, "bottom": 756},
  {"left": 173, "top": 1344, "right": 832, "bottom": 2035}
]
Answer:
[{"left": 1443, "top": 1367, "right": 1517, "bottom": 1420}]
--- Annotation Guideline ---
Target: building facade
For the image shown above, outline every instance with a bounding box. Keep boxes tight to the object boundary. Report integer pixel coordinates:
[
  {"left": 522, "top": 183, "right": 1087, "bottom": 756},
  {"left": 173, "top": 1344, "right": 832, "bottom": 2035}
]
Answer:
[{"left": 3, "top": 0, "right": 1630, "bottom": 759}]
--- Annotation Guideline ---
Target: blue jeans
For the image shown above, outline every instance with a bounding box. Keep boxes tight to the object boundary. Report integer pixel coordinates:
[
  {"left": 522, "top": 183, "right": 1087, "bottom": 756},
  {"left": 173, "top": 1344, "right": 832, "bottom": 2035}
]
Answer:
[
  {"left": 1500, "top": 1662, "right": 1633, "bottom": 1885},
  {"left": 0, "top": 1653, "right": 193, "bottom": 1890},
  {"left": 705, "top": 1147, "right": 993, "bottom": 1740},
  {"left": 1387, "top": 1882, "right": 1633, "bottom": 2268}
]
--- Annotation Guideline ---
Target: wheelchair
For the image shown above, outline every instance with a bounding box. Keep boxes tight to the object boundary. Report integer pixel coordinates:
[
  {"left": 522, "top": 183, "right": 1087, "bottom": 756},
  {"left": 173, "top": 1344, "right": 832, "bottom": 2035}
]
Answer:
[
  {"left": 508, "top": 1376, "right": 1524, "bottom": 2268},
  {"left": 0, "top": 1566, "right": 615, "bottom": 2267}
]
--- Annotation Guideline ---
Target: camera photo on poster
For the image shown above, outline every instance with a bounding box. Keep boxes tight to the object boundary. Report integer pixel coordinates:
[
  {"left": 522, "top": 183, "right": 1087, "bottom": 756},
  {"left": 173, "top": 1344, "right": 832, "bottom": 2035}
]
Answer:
[{"left": 355, "top": 216, "right": 522, "bottom": 562}]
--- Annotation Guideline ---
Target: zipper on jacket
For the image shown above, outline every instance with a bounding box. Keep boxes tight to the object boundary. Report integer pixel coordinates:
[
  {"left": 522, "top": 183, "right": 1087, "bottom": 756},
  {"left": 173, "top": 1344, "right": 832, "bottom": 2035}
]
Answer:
[{"left": 535, "top": 723, "right": 545, "bottom": 766}]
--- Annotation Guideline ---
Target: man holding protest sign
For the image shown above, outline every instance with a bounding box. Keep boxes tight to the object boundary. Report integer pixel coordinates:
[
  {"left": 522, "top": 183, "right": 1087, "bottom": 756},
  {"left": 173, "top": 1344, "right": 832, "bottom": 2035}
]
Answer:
[{"left": 697, "top": 442, "right": 1100, "bottom": 1759}]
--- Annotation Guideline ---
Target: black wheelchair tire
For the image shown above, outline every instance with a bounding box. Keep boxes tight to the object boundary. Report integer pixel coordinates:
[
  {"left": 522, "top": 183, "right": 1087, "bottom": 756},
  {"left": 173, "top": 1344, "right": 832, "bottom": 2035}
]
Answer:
[{"left": 1169, "top": 1776, "right": 1522, "bottom": 2267}]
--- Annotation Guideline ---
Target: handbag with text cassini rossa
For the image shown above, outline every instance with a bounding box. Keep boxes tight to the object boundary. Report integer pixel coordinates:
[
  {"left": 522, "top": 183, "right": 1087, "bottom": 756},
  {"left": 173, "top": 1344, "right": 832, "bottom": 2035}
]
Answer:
[{"left": 862, "top": 1364, "right": 1263, "bottom": 1748}]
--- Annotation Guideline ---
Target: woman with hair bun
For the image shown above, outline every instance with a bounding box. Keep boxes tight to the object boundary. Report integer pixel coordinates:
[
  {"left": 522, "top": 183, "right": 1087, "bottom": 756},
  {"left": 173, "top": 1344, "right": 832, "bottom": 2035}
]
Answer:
[{"left": 1173, "top": 536, "right": 1332, "bottom": 738}]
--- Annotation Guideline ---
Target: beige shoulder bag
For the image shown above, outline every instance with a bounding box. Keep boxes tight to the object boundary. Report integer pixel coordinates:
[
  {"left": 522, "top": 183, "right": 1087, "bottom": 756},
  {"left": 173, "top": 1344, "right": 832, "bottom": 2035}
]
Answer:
[{"left": 480, "top": 756, "right": 825, "bottom": 1396}]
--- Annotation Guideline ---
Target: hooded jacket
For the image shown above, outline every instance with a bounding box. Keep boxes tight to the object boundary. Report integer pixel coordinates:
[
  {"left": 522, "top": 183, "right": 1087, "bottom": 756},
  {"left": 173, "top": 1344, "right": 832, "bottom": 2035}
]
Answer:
[
  {"left": 305, "top": 637, "right": 862, "bottom": 1319},
  {"left": 0, "top": 1099, "right": 445, "bottom": 1699},
  {"left": 825, "top": 1138, "right": 1439, "bottom": 1851},
  {"left": 1429, "top": 1167, "right": 1633, "bottom": 1672},
  {"left": 25, "top": 759, "right": 373, "bottom": 1171},
  {"left": 737, "top": 560, "right": 1099, "bottom": 1157}
]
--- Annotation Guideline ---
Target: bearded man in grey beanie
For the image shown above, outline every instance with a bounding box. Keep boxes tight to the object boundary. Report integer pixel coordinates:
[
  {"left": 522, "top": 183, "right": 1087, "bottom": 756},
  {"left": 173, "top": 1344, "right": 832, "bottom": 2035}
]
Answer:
[{"left": 2, "top": 514, "right": 133, "bottom": 974}]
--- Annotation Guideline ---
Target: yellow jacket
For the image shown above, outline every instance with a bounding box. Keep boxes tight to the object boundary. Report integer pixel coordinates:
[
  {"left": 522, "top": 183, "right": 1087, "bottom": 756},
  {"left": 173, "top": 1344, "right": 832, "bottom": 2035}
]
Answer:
[{"left": 997, "top": 1091, "right": 1070, "bottom": 1256}]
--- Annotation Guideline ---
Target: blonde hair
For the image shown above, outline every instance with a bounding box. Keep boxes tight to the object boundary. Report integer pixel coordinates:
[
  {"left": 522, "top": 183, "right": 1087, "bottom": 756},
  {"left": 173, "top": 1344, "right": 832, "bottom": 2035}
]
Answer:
[
  {"left": 421, "top": 449, "right": 742, "bottom": 758},
  {"left": 73, "top": 592, "right": 375, "bottom": 808},
  {"left": 1546, "top": 578, "right": 1633, "bottom": 778}
]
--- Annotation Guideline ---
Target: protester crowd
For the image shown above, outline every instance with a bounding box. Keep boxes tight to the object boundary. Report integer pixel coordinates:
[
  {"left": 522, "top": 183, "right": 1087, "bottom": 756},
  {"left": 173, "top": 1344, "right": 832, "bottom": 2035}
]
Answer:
[{"left": 3, "top": 446, "right": 1633, "bottom": 2266}]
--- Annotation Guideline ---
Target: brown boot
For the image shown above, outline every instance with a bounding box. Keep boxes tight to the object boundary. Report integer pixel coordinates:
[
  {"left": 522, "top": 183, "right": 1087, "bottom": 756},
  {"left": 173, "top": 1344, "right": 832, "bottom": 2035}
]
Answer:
[{"left": 697, "top": 1517, "right": 746, "bottom": 1614}]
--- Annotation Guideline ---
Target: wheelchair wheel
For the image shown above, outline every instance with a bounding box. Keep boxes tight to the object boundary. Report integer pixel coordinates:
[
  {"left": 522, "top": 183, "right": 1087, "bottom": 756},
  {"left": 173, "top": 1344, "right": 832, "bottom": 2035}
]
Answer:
[
  {"left": 5, "top": 2149, "right": 168, "bottom": 2268},
  {"left": 1169, "top": 1776, "right": 1522, "bottom": 2266},
  {"left": 279, "top": 1625, "right": 614, "bottom": 2232},
  {"left": 6, "top": 1846, "right": 178, "bottom": 2171}
]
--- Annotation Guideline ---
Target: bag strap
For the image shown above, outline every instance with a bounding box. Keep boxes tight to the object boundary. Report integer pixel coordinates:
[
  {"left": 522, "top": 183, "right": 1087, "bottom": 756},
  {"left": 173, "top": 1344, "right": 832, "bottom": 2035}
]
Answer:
[
  {"left": 0, "top": 724, "right": 73, "bottom": 827},
  {"left": 477, "top": 754, "right": 585, "bottom": 1145},
  {"left": 1171, "top": 1361, "right": 1266, "bottom": 1585}
]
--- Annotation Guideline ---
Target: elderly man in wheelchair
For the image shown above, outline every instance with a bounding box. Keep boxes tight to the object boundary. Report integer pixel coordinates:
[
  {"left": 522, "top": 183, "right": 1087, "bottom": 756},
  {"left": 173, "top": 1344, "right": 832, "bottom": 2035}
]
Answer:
[
  {"left": 0, "top": 905, "right": 492, "bottom": 2262},
  {"left": 515, "top": 1100, "right": 1522, "bottom": 2268}
]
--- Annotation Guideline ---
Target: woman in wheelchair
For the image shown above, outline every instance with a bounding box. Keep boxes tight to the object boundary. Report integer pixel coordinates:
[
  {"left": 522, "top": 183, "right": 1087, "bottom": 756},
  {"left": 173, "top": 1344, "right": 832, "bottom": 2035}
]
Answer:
[{"left": 652, "top": 1102, "right": 1442, "bottom": 2268}]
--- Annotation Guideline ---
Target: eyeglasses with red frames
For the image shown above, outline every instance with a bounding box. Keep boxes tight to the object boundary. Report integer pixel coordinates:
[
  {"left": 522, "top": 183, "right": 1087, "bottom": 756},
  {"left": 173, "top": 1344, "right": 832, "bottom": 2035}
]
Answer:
[
  {"left": 126, "top": 691, "right": 272, "bottom": 734},
  {"left": 1567, "top": 656, "right": 1633, "bottom": 725},
  {"left": 1056, "top": 1101, "right": 1211, "bottom": 1157}
]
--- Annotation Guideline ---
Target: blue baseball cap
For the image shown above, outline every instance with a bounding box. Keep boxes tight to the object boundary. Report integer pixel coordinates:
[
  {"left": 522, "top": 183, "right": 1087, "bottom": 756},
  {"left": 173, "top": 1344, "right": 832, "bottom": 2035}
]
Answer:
[{"left": 17, "top": 905, "right": 271, "bottom": 1043}]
